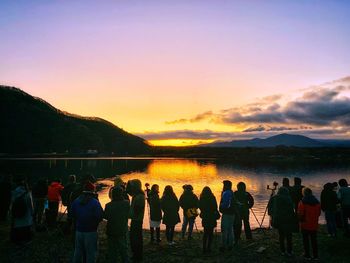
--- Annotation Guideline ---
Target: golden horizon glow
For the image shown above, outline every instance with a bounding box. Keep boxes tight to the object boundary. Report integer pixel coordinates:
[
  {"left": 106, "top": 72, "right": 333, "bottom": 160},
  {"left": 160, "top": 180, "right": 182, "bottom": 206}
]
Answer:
[{"left": 148, "top": 139, "right": 215, "bottom": 147}]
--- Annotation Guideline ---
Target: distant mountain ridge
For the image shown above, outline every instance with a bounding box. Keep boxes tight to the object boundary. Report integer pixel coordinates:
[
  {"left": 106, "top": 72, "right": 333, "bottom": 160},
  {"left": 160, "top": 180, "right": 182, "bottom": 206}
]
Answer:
[
  {"left": 202, "top": 133, "right": 350, "bottom": 148},
  {"left": 0, "top": 85, "right": 150, "bottom": 155}
]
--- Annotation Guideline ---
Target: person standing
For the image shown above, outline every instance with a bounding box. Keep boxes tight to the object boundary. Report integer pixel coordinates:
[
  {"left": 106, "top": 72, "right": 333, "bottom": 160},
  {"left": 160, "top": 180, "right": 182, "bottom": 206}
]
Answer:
[
  {"left": 321, "top": 183, "right": 338, "bottom": 237},
  {"left": 234, "top": 182, "right": 254, "bottom": 241},
  {"left": 291, "top": 177, "right": 304, "bottom": 211},
  {"left": 127, "top": 179, "right": 145, "bottom": 262},
  {"left": 219, "top": 180, "right": 236, "bottom": 252},
  {"left": 337, "top": 178, "right": 350, "bottom": 237},
  {"left": 0, "top": 174, "right": 12, "bottom": 222},
  {"left": 271, "top": 187, "right": 295, "bottom": 256},
  {"left": 71, "top": 188, "right": 103, "bottom": 263},
  {"left": 298, "top": 188, "right": 321, "bottom": 260},
  {"left": 32, "top": 178, "right": 48, "bottom": 227},
  {"left": 47, "top": 179, "right": 64, "bottom": 227},
  {"left": 179, "top": 184, "right": 199, "bottom": 240},
  {"left": 199, "top": 186, "right": 219, "bottom": 254},
  {"left": 148, "top": 184, "right": 162, "bottom": 243},
  {"left": 104, "top": 187, "right": 130, "bottom": 263},
  {"left": 11, "top": 176, "right": 34, "bottom": 245},
  {"left": 161, "top": 185, "right": 180, "bottom": 245}
]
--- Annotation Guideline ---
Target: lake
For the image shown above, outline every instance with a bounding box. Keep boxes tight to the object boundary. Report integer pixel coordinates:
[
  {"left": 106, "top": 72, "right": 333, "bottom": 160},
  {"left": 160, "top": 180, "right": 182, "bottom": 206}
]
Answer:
[{"left": 1, "top": 157, "right": 350, "bottom": 230}]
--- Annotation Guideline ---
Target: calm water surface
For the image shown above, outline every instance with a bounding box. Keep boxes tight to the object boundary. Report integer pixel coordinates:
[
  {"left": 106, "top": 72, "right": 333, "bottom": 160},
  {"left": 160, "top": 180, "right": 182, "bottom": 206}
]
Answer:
[{"left": 2, "top": 158, "right": 350, "bottom": 230}]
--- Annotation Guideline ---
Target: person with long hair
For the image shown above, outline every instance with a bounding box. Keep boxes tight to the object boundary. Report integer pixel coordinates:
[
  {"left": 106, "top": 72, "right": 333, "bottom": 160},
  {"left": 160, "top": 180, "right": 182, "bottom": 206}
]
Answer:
[
  {"left": 148, "top": 184, "right": 162, "bottom": 243},
  {"left": 199, "top": 186, "right": 219, "bottom": 254},
  {"left": 161, "top": 185, "right": 180, "bottom": 245}
]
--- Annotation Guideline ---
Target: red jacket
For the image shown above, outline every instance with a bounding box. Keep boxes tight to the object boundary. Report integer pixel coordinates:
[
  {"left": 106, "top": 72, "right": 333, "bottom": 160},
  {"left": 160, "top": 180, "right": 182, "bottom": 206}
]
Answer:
[
  {"left": 48, "top": 182, "right": 64, "bottom": 202},
  {"left": 297, "top": 195, "right": 321, "bottom": 231}
]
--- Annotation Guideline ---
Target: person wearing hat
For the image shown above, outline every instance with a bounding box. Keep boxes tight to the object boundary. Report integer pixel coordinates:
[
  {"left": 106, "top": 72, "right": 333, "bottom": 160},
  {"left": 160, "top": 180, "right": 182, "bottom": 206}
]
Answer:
[
  {"left": 179, "top": 184, "right": 199, "bottom": 240},
  {"left": 219, "top": 180, "right": 236, "bottom": 251},
  {"left": 71, "top": 185, "right": 103, "bottom": 263}
]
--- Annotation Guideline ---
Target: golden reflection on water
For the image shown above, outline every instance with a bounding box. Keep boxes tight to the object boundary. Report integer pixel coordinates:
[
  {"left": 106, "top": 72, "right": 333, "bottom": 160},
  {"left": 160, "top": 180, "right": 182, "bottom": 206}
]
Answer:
[{"left": 96, "top": 159, "right": 341, "bottom": 230}]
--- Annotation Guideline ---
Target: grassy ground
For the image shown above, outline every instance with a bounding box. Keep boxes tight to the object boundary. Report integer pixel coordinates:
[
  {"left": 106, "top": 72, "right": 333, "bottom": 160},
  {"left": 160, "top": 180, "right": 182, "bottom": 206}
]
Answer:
[{"left": 0, "top": 220, "right": 349, "bottom": 263}]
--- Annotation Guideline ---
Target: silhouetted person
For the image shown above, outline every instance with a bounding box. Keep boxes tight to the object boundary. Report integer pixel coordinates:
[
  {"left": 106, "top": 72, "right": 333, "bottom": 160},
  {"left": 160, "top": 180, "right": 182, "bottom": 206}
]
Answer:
[
  {"left": 179, "top": 184, "right": 199, "bottom": 240},
  {"left": 0, "top": 174, "right": 12, "bottom": 221},
  {"left": 298, "top": 188, "right": 321, "bottom": 260},
  {"left": 199, "top": 186, "right": 219, "bottom": 254},
  {"left": 338, "top": 178, "right": 350, "bottom": 236},
  {"left": 11, "top": 175, "right": 34, "bottom": 245},
  {"left": 272, "top": 187, "right": 294, "bottom": 256},
  {"left": 219, "top": 180, "right": 236, "bottom": 251},
  {"left": 321, "top": 183, "right": 338, "bottom": 237},
  {"left": 291, "top": 177, "right": 304, "bottom": 211},
  {"left": 161, "top": 185, "right": 180, "bottom": 245},
  {"left": 148, "top": 184, "right": 162, "bottom": 243},
  {"left": 282, "top": 178, "right": 293, "bottom": 194},
  {"left": 32, "top": 178, "right": 48, "bottom": 227},
  {"left": 234, "top": 182, "right": 254, "bottom": 241},
  {"left": 62, "top": 175, "right": 80, "bottom": 231},
  {"left": 104, "top": 187, "right": 130, "bottom": 263},
  {"left": 127, "top": 179, "right": 145, "bottom": 262},
  {"left": 109, "top": 177, "right": 129, "bottom": 202},
  {"left": 72, "top": 187, "right": 103, "bottom": 263},
  {"left": 47, "top": 178, "right": 64, "bottom": 227}
]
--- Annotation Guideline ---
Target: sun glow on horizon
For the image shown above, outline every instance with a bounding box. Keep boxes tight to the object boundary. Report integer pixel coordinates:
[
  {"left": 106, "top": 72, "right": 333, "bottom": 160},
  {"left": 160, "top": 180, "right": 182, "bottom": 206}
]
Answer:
[{"left": 148, "top": 139, "right": 215, "bottom": 147}]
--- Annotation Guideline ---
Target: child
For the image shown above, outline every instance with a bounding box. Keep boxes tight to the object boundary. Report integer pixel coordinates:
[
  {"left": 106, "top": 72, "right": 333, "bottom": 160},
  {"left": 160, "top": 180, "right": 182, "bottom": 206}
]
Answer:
[{"left": 298, "top": 188, "right": 321, "bottom": 260}]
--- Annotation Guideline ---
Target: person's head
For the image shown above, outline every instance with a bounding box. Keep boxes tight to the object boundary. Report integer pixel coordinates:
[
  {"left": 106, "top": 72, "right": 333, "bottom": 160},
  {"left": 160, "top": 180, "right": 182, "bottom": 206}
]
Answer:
[
  {"left": 52, "top": 178, "right": 61, "bottom": 184},
  {"left": 294, "top": 177, "right": 302, "bottom": 186},
  {"left": 69, "top": 174, "right": 76, "bottom": 184},
  {"left": 332, "top": 182, "right": 338, "bottom": 190},
  {"left": 200, "top": 186, "right": 213, "bottom": 199},
  {"left": 282, "top": 178, "right": 290, "bottom": 187},
  {"left": 14, "top": 174, "right": 26, "bottom": 187},
  {"left": 223, "top": 180, "right": 232, "bottom": 191},
  {"left": 237, "top": 182, "right": 246, "bottom": 192},
  {"left": 151, "top": 184, "right": 159, "bottom": 194},
  {"left": 339, "top": 179, "right": 348, "bottom": 187},
  {"left": 323, "top": 182, "right": 333, "bottom": 191},
  {"left": 303, "top": 187, "right": 313, "bottom": 197},
  {"left": 163, "top": 185, "right": 175, "bottom": 197},
  {"left": 182, "top": 184, "right": 193, "bottom": 192},
  {"left": 126, "top": 179, "right": 143, "bottom": 196},
  {"left": 111, "top": 186, "right": 124, "bottom": 201},
  {"left": 114, "top": 176, "right": 125, "bottom": 187},
  {"left": 277, "top": 186, "right": 290, "bottom": 196}
]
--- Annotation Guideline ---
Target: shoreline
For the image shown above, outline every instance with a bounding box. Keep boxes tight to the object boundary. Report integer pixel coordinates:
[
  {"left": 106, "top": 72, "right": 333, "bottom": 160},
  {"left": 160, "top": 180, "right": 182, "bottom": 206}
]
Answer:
[{"left": 1, "top": 220, "right": 349, "bottom": 263}]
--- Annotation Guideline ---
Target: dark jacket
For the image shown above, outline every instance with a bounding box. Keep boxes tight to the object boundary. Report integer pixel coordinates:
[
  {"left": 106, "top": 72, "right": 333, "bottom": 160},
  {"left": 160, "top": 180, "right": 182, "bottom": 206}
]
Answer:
[
  {"left": 234, "top": 190, "right": 254, "bottom": 217},
  {"left": 321, "top": 184, "right": 338, "bottom": 212},
  {"left": 128, "top": 179, "right": 145, "bottom": 222},
  {"left": 32, "top": 180, "right": 48, "bottom": 199},
  {"left": 272, "top": 188, "right": 295, "bottom": 233},
  {"left": 291, "top": 185, "right": 304, "bottom": 209},
  {"left": 161, "top": 195, "right": 180, "bottom": 226},
  {"left": 149, "top": 190, "right": 162, "bottom": 221},
  {"left": 104, "top": 199, "right": 130, "bottom": 237},
  {"left": 179, "top": 190, "right": 199, "bottom": 218},
  {"left": 71, "top": 193, "right": 103, "bottom": 232},
  {"left": 199, "top": 194, "right": 218, "bottom": 228}
]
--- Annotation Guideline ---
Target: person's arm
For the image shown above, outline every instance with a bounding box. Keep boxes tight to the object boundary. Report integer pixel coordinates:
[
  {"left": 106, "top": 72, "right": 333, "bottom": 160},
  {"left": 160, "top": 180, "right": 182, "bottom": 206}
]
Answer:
[
  {"left": 133, "top": 195, "right": 145, "bottom": 218},
  {"left": 95, "top": 201, "right": 103, "bottom": 223},
  {"left": 247, "top": 192, "right": 254, "bottom": 208},
  {"left": 297, "top": 201, "right": 305, "bottom": 221}
]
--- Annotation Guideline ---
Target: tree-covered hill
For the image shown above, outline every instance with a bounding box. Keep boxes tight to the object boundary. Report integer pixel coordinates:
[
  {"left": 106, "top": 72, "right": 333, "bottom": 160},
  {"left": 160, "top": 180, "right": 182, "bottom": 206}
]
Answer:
[{"left": 0, "top": 85, "right": 150, "bottom": 155}]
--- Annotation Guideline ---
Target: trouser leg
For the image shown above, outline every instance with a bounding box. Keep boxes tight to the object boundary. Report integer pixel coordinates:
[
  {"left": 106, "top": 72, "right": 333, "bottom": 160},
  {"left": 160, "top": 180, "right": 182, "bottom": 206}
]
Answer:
[
  {"left": 278, "top": 229, "right": 285, "bottom": 253},
  {"left": 302, "top": 230, "right": 310, "bottom": 257},
  {"left": 310, "top": 231, "right": 318, "bottom": 258}
]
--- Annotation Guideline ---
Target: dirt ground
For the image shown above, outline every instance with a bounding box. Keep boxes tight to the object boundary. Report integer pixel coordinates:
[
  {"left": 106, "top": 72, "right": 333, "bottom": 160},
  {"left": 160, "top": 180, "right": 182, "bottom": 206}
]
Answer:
[{"left": 0, "top": 220, "right": 349, "bottom": 263}]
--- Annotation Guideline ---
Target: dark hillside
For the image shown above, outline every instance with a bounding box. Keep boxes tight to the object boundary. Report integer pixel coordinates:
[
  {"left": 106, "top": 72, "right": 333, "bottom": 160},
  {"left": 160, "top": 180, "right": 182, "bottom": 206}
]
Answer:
[{"left": 0, "top": 86, "right": 149, "bottom": 155}]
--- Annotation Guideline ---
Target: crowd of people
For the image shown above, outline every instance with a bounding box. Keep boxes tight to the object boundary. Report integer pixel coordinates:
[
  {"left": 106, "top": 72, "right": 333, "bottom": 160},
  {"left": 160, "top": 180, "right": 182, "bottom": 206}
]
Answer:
[{"left": 0, "top": 173, "right": 350, "bottom": 263}]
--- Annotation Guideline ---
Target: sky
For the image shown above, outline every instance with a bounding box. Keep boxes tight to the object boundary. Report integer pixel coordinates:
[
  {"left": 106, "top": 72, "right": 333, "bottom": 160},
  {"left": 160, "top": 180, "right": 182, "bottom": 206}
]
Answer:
[{"left": 1, "top": 0, "right": 350, "bottom": 146}]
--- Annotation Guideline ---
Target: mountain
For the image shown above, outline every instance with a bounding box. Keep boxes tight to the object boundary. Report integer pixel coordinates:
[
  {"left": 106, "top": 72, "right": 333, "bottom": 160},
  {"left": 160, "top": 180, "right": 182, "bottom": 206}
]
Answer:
[
  {"left": 0, "top": 85, "right": 150, "bottom": 155},
  {"left": 203, "top": 134, "right": 328, "bottom": 148}
]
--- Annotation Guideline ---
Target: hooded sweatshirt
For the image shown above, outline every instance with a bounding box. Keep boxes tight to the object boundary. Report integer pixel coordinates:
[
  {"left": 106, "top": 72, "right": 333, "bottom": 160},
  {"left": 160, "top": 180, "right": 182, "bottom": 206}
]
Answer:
[
  {"left": 71, "top": 193, "right": 103, "bottom": 232},
  {"left": 298, "top": 195, "right": 321, "bottom": 231},
  {"left": 48, "top": 182, "right": 64, "bottom": 202}
]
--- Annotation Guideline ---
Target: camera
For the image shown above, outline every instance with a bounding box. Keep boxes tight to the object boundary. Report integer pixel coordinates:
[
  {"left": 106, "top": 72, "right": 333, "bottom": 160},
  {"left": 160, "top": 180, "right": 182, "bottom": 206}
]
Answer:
[{"left": 267, "top": 181, "right": 278, "bottom": 190}]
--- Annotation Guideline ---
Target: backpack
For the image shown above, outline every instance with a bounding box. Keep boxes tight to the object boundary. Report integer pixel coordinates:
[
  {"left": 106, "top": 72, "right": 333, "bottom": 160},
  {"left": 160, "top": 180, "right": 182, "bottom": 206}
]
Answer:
[{"left": 12, "top": 193, "right": 27, "bottom": 218}]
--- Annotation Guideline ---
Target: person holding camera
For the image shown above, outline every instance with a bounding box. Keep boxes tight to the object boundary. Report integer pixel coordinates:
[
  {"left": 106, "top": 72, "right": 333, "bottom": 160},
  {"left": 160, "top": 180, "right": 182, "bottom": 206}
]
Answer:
[{"left": 179, "top": 184, "right": 199, "bottom": 240}]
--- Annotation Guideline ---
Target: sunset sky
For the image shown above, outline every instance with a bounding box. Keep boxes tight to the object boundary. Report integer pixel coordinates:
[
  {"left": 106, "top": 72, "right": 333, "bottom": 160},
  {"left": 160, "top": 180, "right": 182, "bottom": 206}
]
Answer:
[{"left": 1, "top": 1, "right": 350, "bottom": 146}]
